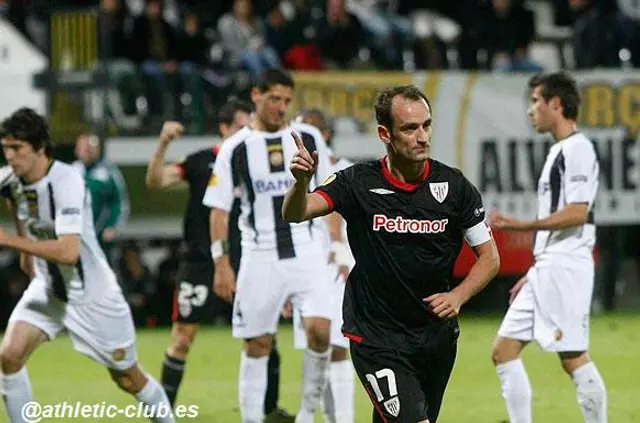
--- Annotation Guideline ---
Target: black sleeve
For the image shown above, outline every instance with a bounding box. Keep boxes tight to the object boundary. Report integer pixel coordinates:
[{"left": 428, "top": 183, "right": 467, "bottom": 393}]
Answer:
[
  {"left": 457, "top": 171, "right": 485, "bottom": 229},
  {"left": 313, "top": 170, "right": 354, "bottom": 216},
  {"left": 180, "top": 153, "right": 199, "bottom": 183}
]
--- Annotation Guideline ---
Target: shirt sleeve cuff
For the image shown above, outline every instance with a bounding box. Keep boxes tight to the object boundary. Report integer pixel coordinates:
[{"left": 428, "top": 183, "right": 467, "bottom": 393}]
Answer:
[{"left": 315, "top": 190, "right": 334, "bottom": 212}]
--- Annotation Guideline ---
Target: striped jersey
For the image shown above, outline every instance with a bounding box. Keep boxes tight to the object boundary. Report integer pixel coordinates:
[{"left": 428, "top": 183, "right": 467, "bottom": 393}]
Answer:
[
  {"left": 1, "top": 161, "right": 121, "bottom": 303},
  {"left": 202, "top": 122, "right": 333, "bottom": 259},
  {"left": 533, "top": 132, "right": 599, "bottom": 267}
]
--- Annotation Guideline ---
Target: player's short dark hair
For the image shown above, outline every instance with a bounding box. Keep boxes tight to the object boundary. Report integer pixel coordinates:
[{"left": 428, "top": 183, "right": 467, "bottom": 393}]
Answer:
[
  {"left": 374, "top": 85, "right": 431, "bottom": 132},
  {"left": 528, "top": 72, "right": 581, "bottom": 120},
  {"left": 255, "top": 68, "right": 295, "bottom": 93},
  {"left": 296, "top": 108, "right": 333, "bottom": 132},
  {"left": 218, "top": 98, "right": 253, "bottom": 126},
  {"left": 0, "top": 107, "right": 52, "bottom": 156}
]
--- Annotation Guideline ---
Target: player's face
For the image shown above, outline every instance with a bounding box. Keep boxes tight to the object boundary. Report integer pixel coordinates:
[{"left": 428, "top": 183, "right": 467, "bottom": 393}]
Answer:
[
  {"left": 219, "top": 110, "right": 251, "bottom": 139},
  {"left": 1, "top": 137, "right": 42, "bottom": 177},
  {"left": 296, "top": 114, "right": 333, "bottom": 145},
  {"left": 527, "top": 86, "right": 555, "bottom": 133},
  {"left": 382, "top": 96, "right": 432, "bottom": 162},
  {"left": 252, "top": 84, "right": 293, "bottom": 132}
]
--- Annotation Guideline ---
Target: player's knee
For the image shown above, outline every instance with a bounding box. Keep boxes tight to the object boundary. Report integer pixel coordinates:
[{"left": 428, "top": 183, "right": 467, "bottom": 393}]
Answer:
[
  {"left": 491, "top": 340, "right": 516, "bottom": 365},
  {"left": 331, "top": 346, "right": 348, "bottom": 361},
  {"left": 305, "top": 318, "right": 330, "bottom": 351},
  {"left": 245, "top": 335, "right": 273, "bottom": 357},
  {"left": 0, "top": 344, "right": 28, "bottom": 373},
  {"left": 110, "top": 369, "right": 146, "bottom": 394}
]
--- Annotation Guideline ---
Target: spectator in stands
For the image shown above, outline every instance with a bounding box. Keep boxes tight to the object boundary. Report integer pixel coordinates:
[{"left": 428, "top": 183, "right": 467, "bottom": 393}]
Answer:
[
  {"left": 100, "top": 0, "right": 138, "bottom": 118},
  {"left": 347, "top": 0, "right": 413, "bottom": 69},
  {"left": 312, "top": 0, "right": 366, "bottom": 68},
  {"left": 73, "top": 133, "right": 130, "bottom": 262},
  {"left": 569, "top": 0, "right": 637, "bottom": 69},
  {"left": 265, "top": 2, "right": 324, "bottom": 70},
  {"left": 478, "top": 0, "right": 542, "bottom": 72},
  {"left": 130, "top": 0, "right": 181, "bottom": 119},
  {"left": 119, "top": 241, "right": 156, "bottom": 328},
  {"left": 217, "top": 0, "right": 282, "bottom": 78}
]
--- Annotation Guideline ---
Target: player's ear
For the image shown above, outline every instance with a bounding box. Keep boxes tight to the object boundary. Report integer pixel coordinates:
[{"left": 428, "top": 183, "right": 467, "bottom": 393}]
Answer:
[
  {"left": 378, "top": 125, "right": 391, "bottom": 145},
  {"left": 250, "top": 87, "right": 262, "bottom": 105},
  {"left": 550, "top": 95, "right": 561, "bottom": 111}
]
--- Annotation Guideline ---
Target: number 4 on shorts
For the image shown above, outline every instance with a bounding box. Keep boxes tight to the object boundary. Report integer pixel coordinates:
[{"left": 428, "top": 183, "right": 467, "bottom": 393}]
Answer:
[{"left": 365, "top": 368, "right": 400, "bottom": 417}]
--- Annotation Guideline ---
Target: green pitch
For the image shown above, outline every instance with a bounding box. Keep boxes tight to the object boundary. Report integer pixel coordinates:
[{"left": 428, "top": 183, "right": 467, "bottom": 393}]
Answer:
[{"left": 4, "top": 313, "right": 639, "bottom": 422}]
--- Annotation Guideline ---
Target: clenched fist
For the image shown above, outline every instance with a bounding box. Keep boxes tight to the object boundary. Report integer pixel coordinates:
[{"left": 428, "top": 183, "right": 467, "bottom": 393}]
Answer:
[{"left": 159, "top": 121, "right": 185, "bottom": 145}]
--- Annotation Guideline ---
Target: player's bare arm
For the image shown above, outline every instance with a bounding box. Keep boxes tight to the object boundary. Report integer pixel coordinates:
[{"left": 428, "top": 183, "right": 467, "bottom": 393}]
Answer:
[
  {"left": 145, "top": 121, "right": 185, "bottom": 190},
  {"left": 325, "top": 212, "right": 350, "bottom": 278},
  {"left": 490, "top": 203, "right": 589, "bottom": 231},
  {"left": 282, "top": 131, "right": 331, "bottom": 222},
  {"left": 209, "top": 207, "right": 236, "bottom": 302},
  {"left": 0, "top": 230, "right": 80, "bottom": 265},
  {"left": 425, "top": 238, "right": 500, "bottom": 319},
  {"left": 6, "top": 198, "right": 33, "bottom": 277}
]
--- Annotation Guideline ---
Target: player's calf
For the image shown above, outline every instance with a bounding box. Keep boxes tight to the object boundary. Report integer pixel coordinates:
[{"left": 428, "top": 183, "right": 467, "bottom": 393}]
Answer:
[
  {"left": 559, "top": 352, "right": 608, "bottom": 423},
  {"left": 109, "top": 364, "right": 175, "bottom": 423},
  {"left": 167, "top": 322, "right": 198, "bottom": 360}
]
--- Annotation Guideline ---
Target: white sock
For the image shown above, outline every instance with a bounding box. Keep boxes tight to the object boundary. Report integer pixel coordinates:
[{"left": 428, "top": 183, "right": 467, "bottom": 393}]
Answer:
[
  {"left": 572, "top": 362, "right": 607, "bottom": 423},
  {"left": 239, "top": 352, "right": 268, "bottom": 423},
  {"left": 1, "top": 367, "right": 32, "bottom": 423},
  {"left": 296, "top": 348, "right": 331, "bottom": 423},
  {"left": 323, "top": 360, "right": 354, "bottom": 423},
  {"left": 135, "top": 374, "right": 175, "bottom": 423},
  {"left": 496, "top": 359, "right": 532, "bottom": 423}
]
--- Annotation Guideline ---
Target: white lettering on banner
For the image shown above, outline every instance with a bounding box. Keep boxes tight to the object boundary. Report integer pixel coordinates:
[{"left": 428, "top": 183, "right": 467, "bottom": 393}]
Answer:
[{"left": 372, "top": 215, "right": 449, "bottom": 234}]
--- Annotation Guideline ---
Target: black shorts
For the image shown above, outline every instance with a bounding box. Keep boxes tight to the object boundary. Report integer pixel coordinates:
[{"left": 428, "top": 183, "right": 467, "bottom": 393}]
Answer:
[
  {"left": 350, "top": 326, "right": 459, "bottom": 423},
  {"left": 172, "top": 261, "right": 214, "bottom": 324}
]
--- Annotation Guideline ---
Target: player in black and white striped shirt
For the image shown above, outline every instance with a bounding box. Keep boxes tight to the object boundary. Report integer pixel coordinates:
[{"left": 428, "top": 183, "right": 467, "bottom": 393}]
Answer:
[
  {"left": 203, "top": 69, "right": 336, "bottom": 423},
  {"left": 0, "top": 108, "right": 175, "bottom": 422}
]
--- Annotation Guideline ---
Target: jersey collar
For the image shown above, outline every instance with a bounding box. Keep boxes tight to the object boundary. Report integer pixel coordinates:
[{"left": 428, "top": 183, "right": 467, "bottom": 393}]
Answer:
[{"left": 379, "top": 157, "right": 430, "bottom": 192}]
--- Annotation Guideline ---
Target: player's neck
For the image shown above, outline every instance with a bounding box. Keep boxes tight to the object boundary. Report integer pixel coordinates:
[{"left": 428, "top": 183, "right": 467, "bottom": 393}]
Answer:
[
  {"left": 385, "top": 155, "right": 427, "bottom": 184},
  {"left": 250, "top": 118, "right": 284, "bottom": 133},
  {"left": 23, "top": 156, "right": 52, "bottom": 184},
  {"left": 551, "top": 120, "right": 577, "bottom": 143}
]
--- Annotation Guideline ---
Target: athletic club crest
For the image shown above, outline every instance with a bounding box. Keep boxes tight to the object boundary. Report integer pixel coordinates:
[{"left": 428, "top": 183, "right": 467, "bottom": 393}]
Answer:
[
  {"left": 383, "top": 397, "right": 400, "bottom": 417},
  {"left": 429, "top": 182, "right": 448, "bottom": 203}
]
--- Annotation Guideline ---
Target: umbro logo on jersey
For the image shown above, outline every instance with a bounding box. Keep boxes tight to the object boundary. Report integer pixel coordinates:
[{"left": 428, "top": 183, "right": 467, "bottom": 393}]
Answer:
[
  {"left": 373, "top": 214, "right": 449, "bottom": 234},
  {"left": 369, "top": 188, "right": 395, "bottom": 195}
]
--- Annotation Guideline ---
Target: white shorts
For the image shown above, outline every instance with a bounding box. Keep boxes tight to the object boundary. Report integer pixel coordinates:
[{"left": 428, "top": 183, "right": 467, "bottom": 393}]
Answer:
[
  {"left": 232, "top": 248, "right": 333, "bottom": 339},
  {"left": 8, "top": 279, "right": 137, "bottom": 371},
  {"left": 497, "top": 265, "right": 594, "bottom": 352},
  {"left": 293, "top": 265, "right": 348, "bottom": 349}
]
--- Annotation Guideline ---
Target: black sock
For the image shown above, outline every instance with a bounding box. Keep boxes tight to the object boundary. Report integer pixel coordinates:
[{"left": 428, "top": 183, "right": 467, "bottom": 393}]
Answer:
[
  {"left": 161, "top": 353, "right": 186, "bottom": 407},
  {"left": 264, "top": 339, "right": 281, "bottom": 414}
]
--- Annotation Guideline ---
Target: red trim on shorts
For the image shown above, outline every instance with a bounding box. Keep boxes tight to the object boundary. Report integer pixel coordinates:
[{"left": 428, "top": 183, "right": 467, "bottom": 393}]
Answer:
[
  {"left": 315, "top": 190, "right": 334, "bottom": 212},
  {"left": 343, "top": 331, "right": 363, "bottom": 343},
  {"left": 365, "top": 386, "right": 390, "bottom": 423},
  {"left": 379, "top": 156, "right": 430, "bottom": 192},
  {"left": 171, "top": 290, "right": 179, "bottom": 322}
]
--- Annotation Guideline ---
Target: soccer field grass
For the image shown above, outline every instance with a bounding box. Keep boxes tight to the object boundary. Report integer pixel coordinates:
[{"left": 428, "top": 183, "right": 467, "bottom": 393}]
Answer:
[{"left": 4, "top": 313, "right": 639, "bottom": 422}]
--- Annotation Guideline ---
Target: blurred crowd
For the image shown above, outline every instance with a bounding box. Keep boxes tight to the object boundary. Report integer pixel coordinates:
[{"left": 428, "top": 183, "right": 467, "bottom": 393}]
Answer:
[{"left": 2, "top": 0, "right": 640, "bottom": 132}]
